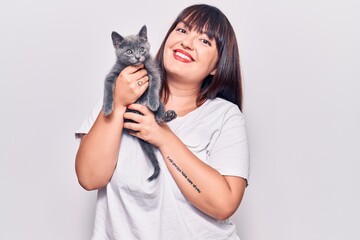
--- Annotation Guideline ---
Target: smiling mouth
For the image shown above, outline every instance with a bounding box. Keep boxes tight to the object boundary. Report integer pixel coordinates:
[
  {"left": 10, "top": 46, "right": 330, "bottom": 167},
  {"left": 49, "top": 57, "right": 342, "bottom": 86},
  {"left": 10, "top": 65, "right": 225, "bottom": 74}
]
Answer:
[{"left": 173, "top": 50, "right": 194, "bottom": 63}]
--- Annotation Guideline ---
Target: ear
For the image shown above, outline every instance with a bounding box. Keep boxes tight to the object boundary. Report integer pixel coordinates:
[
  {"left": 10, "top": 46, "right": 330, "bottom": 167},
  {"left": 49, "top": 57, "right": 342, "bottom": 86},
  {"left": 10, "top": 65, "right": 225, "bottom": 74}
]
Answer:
[
  {"left": 138, "top": 25, "right": 147, "bottom": 40},
  {"left": 210, "top": 68, "right": 217, "bottom": 76},
  {"left": 111, "top": 31, "right": 124, "bottom": 49}
]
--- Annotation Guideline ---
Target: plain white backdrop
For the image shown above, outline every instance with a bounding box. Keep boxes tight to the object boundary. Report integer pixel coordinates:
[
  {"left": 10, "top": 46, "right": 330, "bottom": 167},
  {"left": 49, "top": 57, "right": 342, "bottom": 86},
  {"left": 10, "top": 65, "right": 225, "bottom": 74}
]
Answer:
[{"left": 1, "top": 0, "right": 359, "bottom": 239}]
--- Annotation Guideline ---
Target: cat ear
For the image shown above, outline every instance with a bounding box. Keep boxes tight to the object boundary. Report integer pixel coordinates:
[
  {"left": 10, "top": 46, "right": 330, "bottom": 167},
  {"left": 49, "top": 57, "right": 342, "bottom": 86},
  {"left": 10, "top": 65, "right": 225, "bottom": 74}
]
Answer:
[
  {"left": 138, "top": 25, "right": 147, "bottom": 41},
  {"left": 111, "top": 31, "right": 124, "bottom": 49}
]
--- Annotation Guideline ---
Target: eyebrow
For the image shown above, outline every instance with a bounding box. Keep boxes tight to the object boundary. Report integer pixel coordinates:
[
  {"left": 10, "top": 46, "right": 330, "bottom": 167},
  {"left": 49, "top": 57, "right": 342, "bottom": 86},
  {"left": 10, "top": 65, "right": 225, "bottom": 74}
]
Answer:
[
  {"left": 179, "top": 21, "right": 191, "bottom": 29},
  {"left": 179, "top": 21, "right": 213, "bottom": 39}
]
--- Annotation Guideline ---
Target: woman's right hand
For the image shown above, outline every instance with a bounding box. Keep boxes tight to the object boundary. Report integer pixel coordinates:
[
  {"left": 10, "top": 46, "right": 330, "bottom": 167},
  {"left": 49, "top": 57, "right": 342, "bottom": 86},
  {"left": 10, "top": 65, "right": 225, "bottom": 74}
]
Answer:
[{"left": 114, "top": 64, "right": 149, "bottom": 109}]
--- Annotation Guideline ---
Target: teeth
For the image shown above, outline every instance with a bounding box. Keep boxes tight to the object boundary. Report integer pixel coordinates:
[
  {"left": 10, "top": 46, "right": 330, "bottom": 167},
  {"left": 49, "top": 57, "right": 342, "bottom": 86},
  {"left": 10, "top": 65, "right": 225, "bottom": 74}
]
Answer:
[{"left": 175, "top": 51, "right": 191, "bottom": 61}]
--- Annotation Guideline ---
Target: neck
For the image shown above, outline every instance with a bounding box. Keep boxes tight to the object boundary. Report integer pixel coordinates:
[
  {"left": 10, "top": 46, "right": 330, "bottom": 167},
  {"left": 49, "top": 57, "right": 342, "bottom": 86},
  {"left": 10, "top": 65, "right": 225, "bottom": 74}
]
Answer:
[{"left": 164, "top": 79, "right": 202, "bottom": 117}]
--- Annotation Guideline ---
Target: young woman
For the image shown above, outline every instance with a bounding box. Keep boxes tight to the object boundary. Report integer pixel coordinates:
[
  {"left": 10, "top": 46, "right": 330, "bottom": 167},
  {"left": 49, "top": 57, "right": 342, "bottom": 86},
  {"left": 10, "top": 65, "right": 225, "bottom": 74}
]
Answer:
[{"left": 75, "top": 4, "right": 249, "bottom": 240}]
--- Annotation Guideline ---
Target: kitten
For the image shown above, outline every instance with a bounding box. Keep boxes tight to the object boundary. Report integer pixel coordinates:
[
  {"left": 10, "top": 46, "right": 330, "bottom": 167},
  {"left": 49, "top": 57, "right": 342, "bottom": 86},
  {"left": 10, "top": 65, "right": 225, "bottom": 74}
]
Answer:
[{"left": 102, "top": 25, "right": 176, "bottom": 181}]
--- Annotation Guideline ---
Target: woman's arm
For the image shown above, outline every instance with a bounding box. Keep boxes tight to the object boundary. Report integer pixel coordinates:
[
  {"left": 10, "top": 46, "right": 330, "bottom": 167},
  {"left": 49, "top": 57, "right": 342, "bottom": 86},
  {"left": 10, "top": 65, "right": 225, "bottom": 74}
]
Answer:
[
  {"left": 124, "top": 104, "right": 247, "bottom": 220},
  {"left": 75, "top": 65, "right": 149, "bottom": 190},
  {"left": 75, "top": 108, "right": 126, "bottom": 191},
  {"left": 159, "top": 131, "right": 247, "bottom": 220}
]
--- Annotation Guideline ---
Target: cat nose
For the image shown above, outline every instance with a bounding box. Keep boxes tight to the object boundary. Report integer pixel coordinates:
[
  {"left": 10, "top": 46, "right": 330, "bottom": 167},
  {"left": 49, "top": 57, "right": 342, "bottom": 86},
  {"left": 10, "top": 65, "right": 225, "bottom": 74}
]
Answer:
[{"left": 135, "top": 55, "right": 141, "bottom": 60}]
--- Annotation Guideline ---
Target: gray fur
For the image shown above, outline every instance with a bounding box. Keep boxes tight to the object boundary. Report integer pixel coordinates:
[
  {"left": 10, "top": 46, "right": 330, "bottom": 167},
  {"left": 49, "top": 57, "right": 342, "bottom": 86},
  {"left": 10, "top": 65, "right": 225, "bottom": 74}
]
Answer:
[{"left": 102, "top": 25, "right": 177, "bottom": 181}]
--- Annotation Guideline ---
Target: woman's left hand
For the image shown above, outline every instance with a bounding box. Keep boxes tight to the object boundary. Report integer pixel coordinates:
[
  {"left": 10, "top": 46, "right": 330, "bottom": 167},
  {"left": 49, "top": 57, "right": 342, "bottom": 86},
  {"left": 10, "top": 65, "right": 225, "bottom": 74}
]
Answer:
[{"left": 123, "top": 104, "right": 171, "bottom": 147}]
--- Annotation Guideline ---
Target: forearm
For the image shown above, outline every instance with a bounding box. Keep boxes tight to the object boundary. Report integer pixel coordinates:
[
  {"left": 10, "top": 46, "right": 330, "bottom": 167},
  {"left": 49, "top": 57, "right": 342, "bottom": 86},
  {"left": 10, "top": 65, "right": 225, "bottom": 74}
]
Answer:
[
  {"left": 159, "top": 130, "right": 246, "bottom": 220},
  {"left": 75, "top": 106, "right": 126, "bottom": 190}
]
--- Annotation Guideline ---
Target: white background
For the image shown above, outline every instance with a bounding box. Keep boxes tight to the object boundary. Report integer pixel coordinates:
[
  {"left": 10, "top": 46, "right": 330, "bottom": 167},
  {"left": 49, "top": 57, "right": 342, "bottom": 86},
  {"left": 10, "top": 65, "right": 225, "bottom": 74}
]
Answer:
[{"left": 1, "top": 0, "right": 359, "bottom": 239}]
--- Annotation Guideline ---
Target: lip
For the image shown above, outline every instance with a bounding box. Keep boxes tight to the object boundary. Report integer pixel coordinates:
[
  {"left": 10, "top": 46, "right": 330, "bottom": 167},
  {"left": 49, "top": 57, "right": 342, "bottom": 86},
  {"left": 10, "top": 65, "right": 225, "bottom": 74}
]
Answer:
[{"left": 173, "top": 49, "right": 194, "bottom": 63}]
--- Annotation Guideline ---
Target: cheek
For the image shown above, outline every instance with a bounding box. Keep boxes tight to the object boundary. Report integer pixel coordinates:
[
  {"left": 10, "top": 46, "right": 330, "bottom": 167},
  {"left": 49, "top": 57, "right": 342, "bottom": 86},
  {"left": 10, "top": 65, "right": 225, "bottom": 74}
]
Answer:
[
  {"left": 199, "top": 50, "right": 218, "bottom": 70},
  {"left": 164, "top": 33, "right": 176, "bottom": 50},
  {"left": 163, "top": 49, "right": 173, "bottom": 69},
  {"left": 163, "top": 40, "right": 172, "bottom": 63},
  {"left": 206, "top": 51, "right": 219, "bottom": 71}
]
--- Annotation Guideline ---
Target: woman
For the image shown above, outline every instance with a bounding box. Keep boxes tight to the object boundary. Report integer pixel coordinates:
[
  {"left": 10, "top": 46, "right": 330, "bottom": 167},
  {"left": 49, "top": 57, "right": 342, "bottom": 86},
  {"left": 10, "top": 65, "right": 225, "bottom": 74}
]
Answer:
[{"left": 75, "top": 4, "right": 249, "bottom": 240}]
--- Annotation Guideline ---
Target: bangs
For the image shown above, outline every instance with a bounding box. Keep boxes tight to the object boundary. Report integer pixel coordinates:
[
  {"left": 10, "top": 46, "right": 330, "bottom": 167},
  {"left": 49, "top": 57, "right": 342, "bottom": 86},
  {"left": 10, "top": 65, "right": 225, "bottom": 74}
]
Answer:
[{"left": 176, "top": 5, "right": 226, "bottom": 50}]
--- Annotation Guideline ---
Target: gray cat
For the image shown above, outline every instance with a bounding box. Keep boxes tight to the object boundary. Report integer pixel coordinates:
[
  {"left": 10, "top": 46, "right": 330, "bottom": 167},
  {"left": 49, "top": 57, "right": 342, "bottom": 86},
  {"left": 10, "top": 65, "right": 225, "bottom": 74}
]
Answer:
[{"left": 103, "top": 25, "right": 176, "bottom": 181}]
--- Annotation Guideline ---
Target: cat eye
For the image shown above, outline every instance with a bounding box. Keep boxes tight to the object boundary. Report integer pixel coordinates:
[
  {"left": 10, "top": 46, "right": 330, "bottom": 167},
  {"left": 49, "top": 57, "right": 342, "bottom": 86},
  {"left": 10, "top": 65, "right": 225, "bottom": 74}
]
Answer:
[
  {"left": 139, "top": 47, "right": 145, "bottom": 53},
  {"left": 126, "top": 49, "right": 133, "bottom": 55}
]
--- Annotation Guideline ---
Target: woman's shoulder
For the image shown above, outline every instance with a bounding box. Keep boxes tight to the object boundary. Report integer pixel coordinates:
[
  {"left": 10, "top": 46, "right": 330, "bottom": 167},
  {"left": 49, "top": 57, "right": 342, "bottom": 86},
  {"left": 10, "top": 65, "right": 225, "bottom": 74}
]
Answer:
[
  {"left": 204, "top": 98, "right": 243, "bottom": 117},
  {"left": 181, "top": 97, "right": 245, "bottom": 126}
]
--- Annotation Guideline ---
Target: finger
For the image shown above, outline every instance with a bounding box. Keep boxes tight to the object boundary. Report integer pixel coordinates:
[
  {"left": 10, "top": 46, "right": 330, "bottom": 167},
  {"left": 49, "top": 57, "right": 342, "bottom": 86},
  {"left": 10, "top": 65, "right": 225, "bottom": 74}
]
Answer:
[
  {"left": 137, "top": 75, "right": 149, "bottom": 85},
  {"left": 123, "top": 112, "right": 143, "bottom": 123},
  {"left": 123, "top": 121, "right": 141, "bottom": 132},
  {"left": 136, "top": 75, "right": 149, "bottom": 87},
  {"left": 127, "top": 130, "right": 144, "bottom": 140},
  {"left": 132, "top": 68, "right": 148, "bottom": 80},
  {"left": 138, "top": 81, "right": 150, "bottom": 97},
  {"left": 123, "top": 64, "right": 144, "bottom": 74},
  {"left": 127, "top": 102, "right": 151, "bottom": 115}
]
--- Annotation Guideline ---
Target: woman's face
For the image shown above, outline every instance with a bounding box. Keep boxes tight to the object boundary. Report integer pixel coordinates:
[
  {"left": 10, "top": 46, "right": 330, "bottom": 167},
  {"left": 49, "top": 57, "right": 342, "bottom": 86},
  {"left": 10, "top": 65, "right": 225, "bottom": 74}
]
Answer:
[{"left": 163, "top": 21, "right": 219, "bottom": 86}]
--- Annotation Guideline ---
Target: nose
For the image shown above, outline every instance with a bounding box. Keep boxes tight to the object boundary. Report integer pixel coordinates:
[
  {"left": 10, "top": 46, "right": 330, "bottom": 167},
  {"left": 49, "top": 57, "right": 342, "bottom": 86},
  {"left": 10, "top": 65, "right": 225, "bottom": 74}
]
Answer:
[{"left": 181, "top": 35, "right": 195, "bottom": 50}]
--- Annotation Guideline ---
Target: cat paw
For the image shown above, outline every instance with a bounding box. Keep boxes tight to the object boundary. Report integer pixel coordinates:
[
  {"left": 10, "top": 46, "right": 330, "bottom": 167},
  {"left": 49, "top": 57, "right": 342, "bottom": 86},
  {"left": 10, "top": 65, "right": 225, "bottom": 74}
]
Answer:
[
  {"left": 163, "top": 110, "right": 177, "bottom": 122},
  {"left": 103, "top": 106, "right": 113, "bottom": 116}
]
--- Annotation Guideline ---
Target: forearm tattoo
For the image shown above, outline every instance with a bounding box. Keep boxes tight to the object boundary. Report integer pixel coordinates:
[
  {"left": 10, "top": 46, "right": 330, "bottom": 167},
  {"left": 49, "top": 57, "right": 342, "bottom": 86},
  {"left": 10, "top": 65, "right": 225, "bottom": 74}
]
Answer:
[{"left": 167, "top": 156, "right": 201, "bottom": 193}]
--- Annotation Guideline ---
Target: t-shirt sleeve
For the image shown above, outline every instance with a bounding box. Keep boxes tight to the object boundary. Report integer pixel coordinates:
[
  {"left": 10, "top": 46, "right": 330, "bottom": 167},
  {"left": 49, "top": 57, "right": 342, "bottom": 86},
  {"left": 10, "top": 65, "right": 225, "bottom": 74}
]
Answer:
[
  {"left": 75, "top": 100, "right": 102, "bottom": 139},
  {"left": 207, "top": 105, "right": 250, "bottom": 182}
]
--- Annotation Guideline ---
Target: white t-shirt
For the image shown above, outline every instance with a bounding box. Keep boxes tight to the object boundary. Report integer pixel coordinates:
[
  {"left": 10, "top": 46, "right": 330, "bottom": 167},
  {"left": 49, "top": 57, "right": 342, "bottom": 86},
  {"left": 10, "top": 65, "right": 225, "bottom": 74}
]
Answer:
[{"left": 76, "top": 98, "right": 250, "bottom": 240}]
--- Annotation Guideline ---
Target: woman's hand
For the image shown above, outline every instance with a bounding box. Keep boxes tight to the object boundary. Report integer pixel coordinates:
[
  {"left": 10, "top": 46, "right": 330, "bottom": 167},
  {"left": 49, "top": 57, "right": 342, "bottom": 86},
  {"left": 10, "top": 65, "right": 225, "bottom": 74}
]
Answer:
[
  {"left": 123, "top": 104, "right": 172, "bottom": 147},
  {"left": 114, "top": 64, "right": 149, "bottom": 109}
]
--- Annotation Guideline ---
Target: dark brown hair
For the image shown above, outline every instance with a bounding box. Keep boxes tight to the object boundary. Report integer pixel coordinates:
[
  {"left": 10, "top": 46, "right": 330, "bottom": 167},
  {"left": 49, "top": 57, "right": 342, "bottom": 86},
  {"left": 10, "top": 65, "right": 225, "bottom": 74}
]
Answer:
[{"left": 155, "top": 4, "right": 243, "bottom": 111}]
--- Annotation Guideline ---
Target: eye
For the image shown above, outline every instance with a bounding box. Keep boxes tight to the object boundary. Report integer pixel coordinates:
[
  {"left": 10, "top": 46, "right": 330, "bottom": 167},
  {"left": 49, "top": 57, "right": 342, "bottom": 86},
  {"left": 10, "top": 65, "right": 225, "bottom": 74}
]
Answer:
[
  {"left": 139, "top": 47, "right": 145, "bottom": 53},
  {"left": 176, "top": 28, "right": 187, "bottom": 34},
  {"left": 126, "top": 49, "right": 132, "bottom": 55},
  {"left": 201, "top": 38, "right": 212, "bottom": 46}
]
